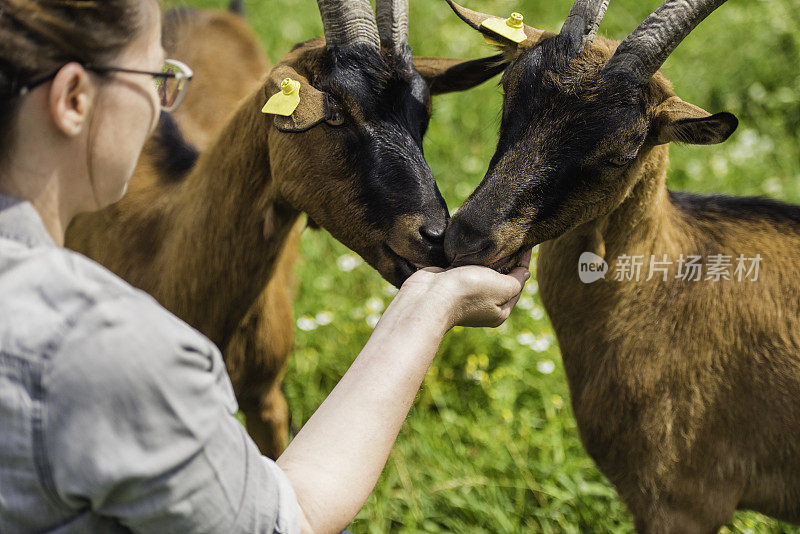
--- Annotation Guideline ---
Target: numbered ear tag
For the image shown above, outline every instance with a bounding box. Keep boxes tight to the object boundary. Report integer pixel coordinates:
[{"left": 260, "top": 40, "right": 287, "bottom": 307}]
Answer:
[
  {"left": 481, "top": 12, "right": 528, "bottom": 44},
  {"left": 262, "top": 78, "right": 301, "bottom": 116}
]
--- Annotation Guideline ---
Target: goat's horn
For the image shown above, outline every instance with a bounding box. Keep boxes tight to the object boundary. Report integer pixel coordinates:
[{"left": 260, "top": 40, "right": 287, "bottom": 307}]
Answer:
[
  {"left": 376, "top": 0, "right": 409, "bottom": 50},
  {"left": 316, "top": 0, "right": 381, "bottom": 49},
  {"left": 560, "top": 0, "right": 610, "bottom": 56},
  {"left": 603, "top": 0, "right": 727, "bottom": 83},
  {"left": 444, "top": 0, "right": 552, "bottom": 47}
]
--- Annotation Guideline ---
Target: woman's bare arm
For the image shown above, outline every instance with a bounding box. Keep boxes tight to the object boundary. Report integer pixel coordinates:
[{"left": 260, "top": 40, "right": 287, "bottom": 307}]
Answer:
[{"left": 277, "top": 258, "right": 531, "bottom": 533}]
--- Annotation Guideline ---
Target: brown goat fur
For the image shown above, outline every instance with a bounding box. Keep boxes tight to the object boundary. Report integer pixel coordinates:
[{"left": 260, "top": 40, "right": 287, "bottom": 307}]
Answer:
[
  {"left": 160, "top": 8, "right": 300, "bottom": 455},
  {"left": 68, "top": 5, "right": 508, "bottom": 458},
  {"left": 161, "top": 7, "right": 269, "bottom": 150},
  {"left": 538, "top": 132, "right": 800, "bottom": 531},
  {"left": 445, "top": 6, "right": 800, "bottom": 531},
  {"left": 67, "top": 8, "right": 303, "bottom": 457}
]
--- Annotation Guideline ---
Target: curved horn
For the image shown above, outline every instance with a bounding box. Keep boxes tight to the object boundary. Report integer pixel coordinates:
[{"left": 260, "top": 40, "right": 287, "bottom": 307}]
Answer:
[
  {"left": 316, "top": 0, "right": 381, "bottom": 49},
  {"left": 560, "top": 0, "right": 610, "bottom": 56},
  {"left": 444, "top": 0, "right": 551, "bottom": 46},
  {"left": 376, "top": 0, "right": 409, "bottom": 50},
  {"left": 603, "top": 0, "right": 727, "bottom": 83}
]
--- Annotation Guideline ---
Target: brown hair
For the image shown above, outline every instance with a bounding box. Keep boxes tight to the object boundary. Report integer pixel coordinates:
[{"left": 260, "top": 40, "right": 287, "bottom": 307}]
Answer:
[{"left": 0, "top": 0, "right": 150, "bottom": 160}]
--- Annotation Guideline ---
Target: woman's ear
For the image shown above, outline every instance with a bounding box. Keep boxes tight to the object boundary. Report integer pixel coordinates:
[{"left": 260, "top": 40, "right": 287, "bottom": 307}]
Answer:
[{"left": 48, "top": 63, "right": 95, "bottom": 137}]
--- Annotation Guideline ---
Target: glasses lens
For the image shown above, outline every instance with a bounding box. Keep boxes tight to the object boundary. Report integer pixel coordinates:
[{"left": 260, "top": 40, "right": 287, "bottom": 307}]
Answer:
[
  {"left": 159, "top": 63, "right": 180, "bottom": 109},
  {"left": 159, "top": 60, "right": 192, "bottom": 112}
]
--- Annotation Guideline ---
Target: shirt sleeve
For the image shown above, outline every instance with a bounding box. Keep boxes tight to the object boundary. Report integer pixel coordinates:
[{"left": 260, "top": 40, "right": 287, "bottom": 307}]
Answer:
[{"left": 41, "top": 292, "right": 301, "bottom": 534}]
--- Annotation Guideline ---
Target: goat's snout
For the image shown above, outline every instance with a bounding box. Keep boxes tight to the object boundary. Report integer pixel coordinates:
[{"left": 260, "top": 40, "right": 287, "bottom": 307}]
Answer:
[
  {"left": 413, "top": 215, "right": 448, "bottom": 268},
  {"left": 419, "top": 219, "right": 446, "bottom": 247},
  {"left": 386, "top": 213, "right": 448, "bottom": 271},
  {"left": 445, "top": 215, "right": 496, "bottom": 268}
]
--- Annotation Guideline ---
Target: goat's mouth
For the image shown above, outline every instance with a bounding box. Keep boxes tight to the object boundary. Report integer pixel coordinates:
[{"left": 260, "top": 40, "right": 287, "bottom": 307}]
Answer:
[
  {"left": 384, "top": 244, "right": 423, "bottom": 286},
  {"left": 489, "top": 247, "right": 528, "bottom": 275}
]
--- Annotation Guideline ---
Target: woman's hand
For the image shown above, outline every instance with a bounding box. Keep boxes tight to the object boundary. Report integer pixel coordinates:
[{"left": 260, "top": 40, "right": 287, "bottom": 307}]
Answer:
[
  {"left": 279, "top": 249, "right": 533, "bottom": 533},
  {"left": 398, "top": 249, "right": 533, "bottom": 330}
]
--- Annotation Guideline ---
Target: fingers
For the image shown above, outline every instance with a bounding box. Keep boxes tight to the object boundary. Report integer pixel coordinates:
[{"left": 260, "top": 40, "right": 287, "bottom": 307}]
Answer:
[
  {"left": 495, "top": 267, "right": 529, "bottom": 320},
  {"left": 508, "top": 265, "right": 531, "bottom": 286},
  {"left": 468, "top": 267, "right": 530, "bottom": 328},
  {"left": 517, "top": 248, "right": 533, "bottom": 269},
  {"left": 494, "top": 266, "right": 529, "bottom": 305},
  {"left": 419, "top": 255, "right": 534, "bottom": 329},
  {"left": 500, "top": 289, "right": 523, "bottom": 314},
  {"left": 496, "top": 249, "right": 533, "bottom": 310}
]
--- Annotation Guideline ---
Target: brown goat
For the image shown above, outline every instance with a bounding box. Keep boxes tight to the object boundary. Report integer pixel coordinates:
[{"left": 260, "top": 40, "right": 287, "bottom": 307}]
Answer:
[
  {"left": 163, "top": 6, "right": 300, "bottom": 457},
  {"left": 66, "top": 0, "right": 506, "bottom": 458},
  {"left": 444, "top": 0, "right": 800, "bottom": 532}
]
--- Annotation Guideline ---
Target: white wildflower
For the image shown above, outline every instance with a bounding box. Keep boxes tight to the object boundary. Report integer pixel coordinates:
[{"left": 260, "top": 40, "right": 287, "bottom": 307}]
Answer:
[
  {"left": 366, "top": 297, "right": 384, "bottom": 313},
  {"left": 537, "top": 359, "right": 555, "bottom": 374},
  {"left": 315, "top": 311, "right": 334, "bottom": 326},
  {"left": 532, "top": 334, "right": 553, "bottom": 352},
  {"left": 337, "top": 253, "right": 362, "bottom": 272},
  {"left": 366, "top": 313, "right": 381, "bottom": 328},
  {"left": 517, "top": 296, "right": 534, "bottom": 310},
  {"left": 525, "top": 280, "right": 539, "bottom": 295},
  {"left": 516, "top": 332, "right": 535, "bottom": 346},
  {"left": 382, "top": 284, "right": 398, "bottom": 297},
  {"left": 296, "top": 315, "right": 318, "bottom": 331}
]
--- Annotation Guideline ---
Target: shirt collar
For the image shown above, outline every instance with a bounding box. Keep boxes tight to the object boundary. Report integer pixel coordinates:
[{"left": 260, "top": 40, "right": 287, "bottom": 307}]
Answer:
[{"left": 0, "top": 193, "right": 57, "bottom": 248}]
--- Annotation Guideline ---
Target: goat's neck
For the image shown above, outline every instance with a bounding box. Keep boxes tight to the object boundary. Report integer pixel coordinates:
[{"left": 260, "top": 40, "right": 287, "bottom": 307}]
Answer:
[
  {"left": 538, "top": 145, "right": 685, "bottom": 401},
  {"left": 537, "top": 144, "right": 681, "bottom": 323},
  {"left": 159, "top": 88, "right": 300, "bottom": 347},
  {"left": 581, "top": 144, "right": 681, "bottom": 260}
]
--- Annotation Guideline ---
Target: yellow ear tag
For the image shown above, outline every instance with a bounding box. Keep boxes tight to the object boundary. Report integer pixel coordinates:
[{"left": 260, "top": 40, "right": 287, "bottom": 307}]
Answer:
[
  {"left": 481, "top": 12, "right": 528, "bottom": 44},
  {"left": 262, "top": 78, "right": 301, "bottom": 116},
  {"left": 483, "top": 34, "right": 507, "bottom": 47}
]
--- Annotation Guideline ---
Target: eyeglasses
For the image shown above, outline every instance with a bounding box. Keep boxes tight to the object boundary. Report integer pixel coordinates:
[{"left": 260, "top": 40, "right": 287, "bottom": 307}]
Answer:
[{"left": 19, "top": 59, "right": 194, "bottom": 112}]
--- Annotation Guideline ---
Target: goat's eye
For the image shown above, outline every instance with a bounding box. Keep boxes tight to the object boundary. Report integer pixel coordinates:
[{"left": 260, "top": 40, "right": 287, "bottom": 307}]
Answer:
[
  {"left": 607, "top": 155, "right": 635, "bottom": 168},
  {"left": 326, "top": 108, "right": 345, "bottom": 127}
]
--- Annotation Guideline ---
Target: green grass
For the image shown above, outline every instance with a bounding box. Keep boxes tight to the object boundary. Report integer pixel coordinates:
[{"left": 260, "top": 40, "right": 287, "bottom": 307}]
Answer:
[{"left": 181, "top": 0, "right": 800, "bottom": 531}]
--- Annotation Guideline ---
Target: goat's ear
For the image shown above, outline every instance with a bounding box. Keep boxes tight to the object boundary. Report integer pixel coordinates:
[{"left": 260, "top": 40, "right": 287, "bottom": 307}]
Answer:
[
  {"left": 413, "top": 55, "right": 508, "bottom": 95},
  {"left": 650, "top": 96, "right": 738, "bottom": 146},
  {"left": 265, "top": 65, "right": 330, "bottom": 133}
]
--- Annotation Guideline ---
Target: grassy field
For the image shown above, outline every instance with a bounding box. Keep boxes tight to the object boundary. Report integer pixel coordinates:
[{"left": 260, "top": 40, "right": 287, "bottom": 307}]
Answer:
[{"left": 184, "top": 0, "right": 800, "bottom": 531}]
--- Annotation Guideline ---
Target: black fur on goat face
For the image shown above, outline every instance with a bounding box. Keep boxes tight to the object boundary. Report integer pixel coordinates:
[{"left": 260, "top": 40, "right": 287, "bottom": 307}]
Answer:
[{"left": 442, "top": 1, "right": 736, "bottom": 273}]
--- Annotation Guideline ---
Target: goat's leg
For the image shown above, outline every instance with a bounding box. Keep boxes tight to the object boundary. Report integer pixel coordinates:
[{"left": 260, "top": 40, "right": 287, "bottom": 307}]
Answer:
[
  {"left": 225, "top": 287, "right": 294, "bottom": 458},
  {"left": 224, "top": 225, "right": 301, "bottom": 458},
  {"left": 625, "top": 484, "right": 738, "bottom": 534},
  {"left": 633, "top": 509, "right": 727, "bottom": 534},
  {"left": 246, "top": 375, "right": 290, "bottom": 458}
]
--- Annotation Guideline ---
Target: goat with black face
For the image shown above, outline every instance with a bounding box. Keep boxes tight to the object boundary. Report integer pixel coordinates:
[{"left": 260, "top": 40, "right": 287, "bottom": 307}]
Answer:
[
  {"left": 270, "top": 0, "right": 507, "bottom": 286},
  {"left": 308, "top": 42, "right": 446, "bottom": 278},
  {"left": 444, "top": 0, "right": 735, "bottom": 273},
  {"left": 443, "top": 0, "right": 800, "bottom": 532}
]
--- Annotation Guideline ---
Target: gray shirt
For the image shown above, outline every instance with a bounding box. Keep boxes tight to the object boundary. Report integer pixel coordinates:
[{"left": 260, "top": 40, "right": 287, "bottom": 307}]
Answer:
[{"left": 0, "top": 194, "right": 300, "bottom": 533}]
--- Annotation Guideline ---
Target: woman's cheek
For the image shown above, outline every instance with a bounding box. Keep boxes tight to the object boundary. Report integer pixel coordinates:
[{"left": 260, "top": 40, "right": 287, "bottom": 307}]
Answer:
[{"left": 88, "top": 96, "right": 151, "bottom": 208}]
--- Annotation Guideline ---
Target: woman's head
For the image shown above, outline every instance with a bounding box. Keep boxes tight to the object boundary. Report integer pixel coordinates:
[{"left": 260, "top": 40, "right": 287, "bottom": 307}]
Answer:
[{"left": 0, "top": 0, "right": 163, "bottom": 212}]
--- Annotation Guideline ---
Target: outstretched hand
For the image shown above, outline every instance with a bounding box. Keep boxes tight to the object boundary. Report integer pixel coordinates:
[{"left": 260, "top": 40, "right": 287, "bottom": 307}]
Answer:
[
  {"left": 278, "top": 252, "right": 532, "bottom": 533},
  {"left": 399, "top": 249, "right": 533, "bottom": 330}
]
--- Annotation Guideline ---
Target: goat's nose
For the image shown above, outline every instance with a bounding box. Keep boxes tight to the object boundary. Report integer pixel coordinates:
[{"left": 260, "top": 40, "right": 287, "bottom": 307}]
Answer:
[
  {"left": 419, "top": 220, "right": 446, "bottom": 246},
  {"left": 445, "top": 217, "right": 495, "bottom": 267}
]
